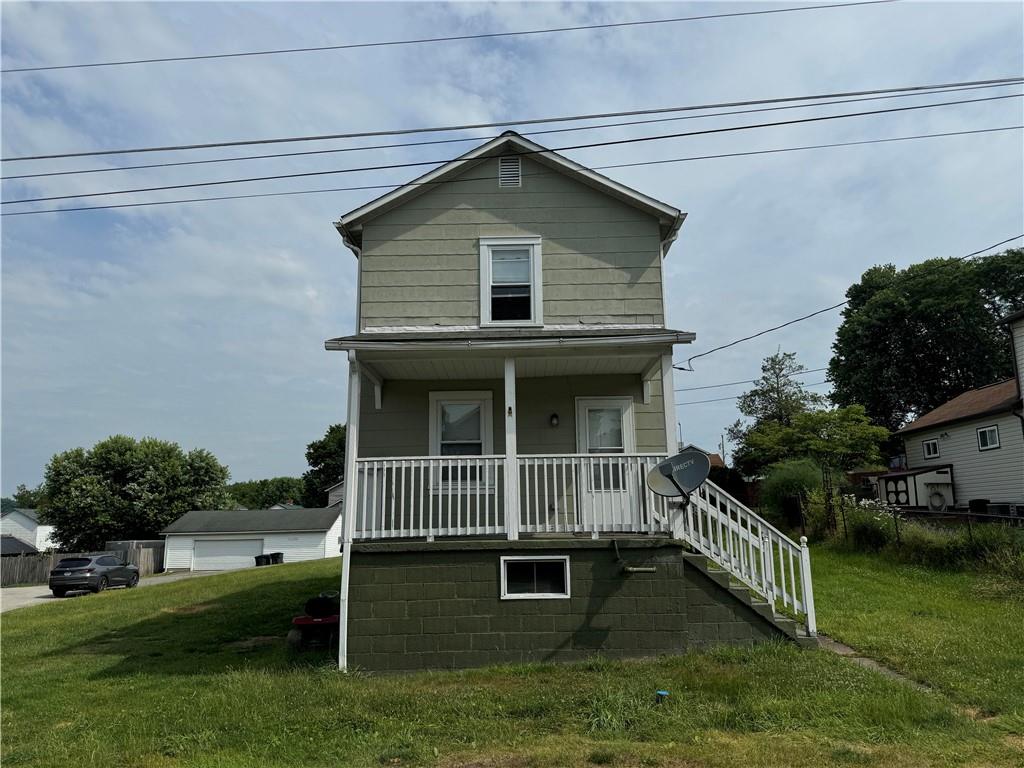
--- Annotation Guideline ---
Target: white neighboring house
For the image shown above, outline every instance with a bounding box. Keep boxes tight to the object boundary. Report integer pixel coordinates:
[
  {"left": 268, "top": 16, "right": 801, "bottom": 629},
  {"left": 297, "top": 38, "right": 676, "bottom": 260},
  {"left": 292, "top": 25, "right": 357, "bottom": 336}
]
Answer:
[
  {"left": 877, "top": 309, "right": 1024, "bottom": 512},
  {"left": 161, "top": 507, "right": 343, "bottom": 571},
  {"left": 0, "top": 508, "right": 56, "bottom": 551}
]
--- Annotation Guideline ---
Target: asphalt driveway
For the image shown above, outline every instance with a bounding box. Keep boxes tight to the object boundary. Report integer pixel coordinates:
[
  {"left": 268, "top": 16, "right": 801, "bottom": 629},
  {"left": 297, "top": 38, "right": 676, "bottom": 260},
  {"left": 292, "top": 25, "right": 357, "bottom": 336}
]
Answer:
[{"left": 1, "top": 570, "right": 221, "bottom": 613}]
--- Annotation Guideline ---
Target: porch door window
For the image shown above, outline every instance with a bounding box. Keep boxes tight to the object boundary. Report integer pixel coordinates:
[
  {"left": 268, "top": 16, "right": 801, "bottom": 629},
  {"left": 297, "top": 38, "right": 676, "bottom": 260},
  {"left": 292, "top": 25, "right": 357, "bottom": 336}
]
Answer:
[
  {"left": 439, "top": 403, "right": 483, "bottom": 456},
  {"left": 576, "top": 398, "right": 636, "bottom": 492}
]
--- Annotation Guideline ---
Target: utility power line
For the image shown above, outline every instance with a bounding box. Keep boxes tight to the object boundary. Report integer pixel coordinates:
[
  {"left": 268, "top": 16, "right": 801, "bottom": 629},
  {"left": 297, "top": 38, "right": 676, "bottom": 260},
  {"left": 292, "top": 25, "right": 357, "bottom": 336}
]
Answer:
[
  {"left": 4, "top": 124, "right": 1020, "bottom": 217},
  {"left": 4, "top": 75, "right": 1017, "bottom": 162},
  {"left": 674, "top": 234, "right": 1024, "bottom": 372},
  {"left": 1, "top": 1, "right": 899, "bottom": 74},
  {"left": 674, "top": 367, "right": 829, "bottom": 392},
  {"left": 6, "top": 81, "right": 1014, "bottom": 181},
  {"left": 677, "top": 381, "right": 832, "bottom": 406},
  {"left": 6, "top": 92, "right": 1020, "bottom": 205}
]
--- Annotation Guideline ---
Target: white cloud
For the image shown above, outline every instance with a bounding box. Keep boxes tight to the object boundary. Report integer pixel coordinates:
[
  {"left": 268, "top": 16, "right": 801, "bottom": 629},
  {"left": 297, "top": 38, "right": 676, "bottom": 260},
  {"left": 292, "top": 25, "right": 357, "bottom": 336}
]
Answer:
[{"left": 2, "top": 1, "right": 1022, "bottom": 488}]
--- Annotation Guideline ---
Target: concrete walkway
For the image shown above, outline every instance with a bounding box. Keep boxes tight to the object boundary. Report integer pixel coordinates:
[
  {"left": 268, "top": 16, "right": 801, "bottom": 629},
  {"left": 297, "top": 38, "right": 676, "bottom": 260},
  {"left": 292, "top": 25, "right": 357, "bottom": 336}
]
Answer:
[{"left": 1, "top": 570, "right": 220, "bottom": 614}]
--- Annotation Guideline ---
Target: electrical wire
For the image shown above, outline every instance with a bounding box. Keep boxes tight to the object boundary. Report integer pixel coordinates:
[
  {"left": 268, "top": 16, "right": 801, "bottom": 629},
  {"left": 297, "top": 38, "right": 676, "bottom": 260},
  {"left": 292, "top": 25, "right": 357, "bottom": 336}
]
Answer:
[
  {"left": 674, "top": 234, "right": 1024, "bottom": 371},
  {"left": 1, "top": 1, "right": 899, "bottom": 74},
  {"left": 674, "top": 367, "right": 829, "bottom": 392},
  {"left": 4, "top": 124, "right": 1020, "bottom": 217},
  {"left": 5, "top": 74, "right": 1017, "bottom": 162},
  {"left": 676, "top": 381, "right": 832, "bottom": 405},
  {"left": 6, "top": 92, "right": 1020, "bottom": 205},
  {"left": 6, "top": 80, "right": 1014, "bottom": 181}
]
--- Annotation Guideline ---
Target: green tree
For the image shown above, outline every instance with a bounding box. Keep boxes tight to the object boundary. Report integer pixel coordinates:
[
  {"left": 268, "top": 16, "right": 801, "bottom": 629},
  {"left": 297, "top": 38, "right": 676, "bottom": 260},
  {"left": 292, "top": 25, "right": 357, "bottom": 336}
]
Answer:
[
  {"left": 42, "top": 435, "right": 231, "bottom": 550},
  {"left": 727, "top": 351, "right": 825, "bottom": 475},
  {"left": 227, "top": 477, "right": 305, "bottom": 509},
  {"left": 2, "top": 484, "right": 45, "bottom": 513},
  {"left": 301, "top": 424, "right": 346, "bottom": 508},
  {"left": 830, "top": 249, "right": 1023, "bottom": 431}
]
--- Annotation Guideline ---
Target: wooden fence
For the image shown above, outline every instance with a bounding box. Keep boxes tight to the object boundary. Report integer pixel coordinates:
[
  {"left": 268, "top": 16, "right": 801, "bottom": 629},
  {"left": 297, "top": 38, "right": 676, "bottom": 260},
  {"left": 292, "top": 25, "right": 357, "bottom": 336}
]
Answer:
[{"left": 1, "top": 545, "right": 161, "bottom": 587}]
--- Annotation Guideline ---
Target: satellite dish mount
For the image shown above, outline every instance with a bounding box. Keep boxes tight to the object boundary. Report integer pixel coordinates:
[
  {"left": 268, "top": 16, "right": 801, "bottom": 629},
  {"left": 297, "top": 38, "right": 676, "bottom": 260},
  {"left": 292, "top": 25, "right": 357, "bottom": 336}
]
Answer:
[{"left": 645, "top": 450, "right": 712, "bottom": 505}]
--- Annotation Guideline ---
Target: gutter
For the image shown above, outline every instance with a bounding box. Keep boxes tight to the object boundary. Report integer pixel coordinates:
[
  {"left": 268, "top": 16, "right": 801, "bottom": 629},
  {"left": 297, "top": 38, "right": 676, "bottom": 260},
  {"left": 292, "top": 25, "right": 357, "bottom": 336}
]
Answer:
[{"left": 324, "top": 330, "right": 696, "bottom": 352}]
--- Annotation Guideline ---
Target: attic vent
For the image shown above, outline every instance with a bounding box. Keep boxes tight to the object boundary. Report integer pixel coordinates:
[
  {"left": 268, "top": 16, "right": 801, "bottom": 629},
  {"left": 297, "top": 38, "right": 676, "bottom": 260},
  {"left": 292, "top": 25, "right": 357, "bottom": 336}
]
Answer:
[{"left": 498, "top": 156, "right": 521, "bottom": 188}]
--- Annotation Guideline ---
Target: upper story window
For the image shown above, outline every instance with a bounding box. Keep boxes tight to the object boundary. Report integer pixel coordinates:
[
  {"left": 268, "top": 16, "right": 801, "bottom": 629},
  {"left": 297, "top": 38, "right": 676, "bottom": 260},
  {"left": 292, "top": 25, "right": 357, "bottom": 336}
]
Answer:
[
  {"left": 977, "top": 425, "right": 1000, "bottom": 451},
  {"left": 922, "top": 439, "right": 940, "bottom": 459},
  {"left": 479, "top": 237, "right": 542, "bottom": 326}
]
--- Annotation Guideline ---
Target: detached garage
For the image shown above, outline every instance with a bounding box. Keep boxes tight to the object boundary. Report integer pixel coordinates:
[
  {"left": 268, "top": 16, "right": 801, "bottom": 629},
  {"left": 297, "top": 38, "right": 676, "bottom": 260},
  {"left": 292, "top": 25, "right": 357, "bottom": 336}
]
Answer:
[{"left": 161, "top": 508, "right": 343, "bottom": 571}]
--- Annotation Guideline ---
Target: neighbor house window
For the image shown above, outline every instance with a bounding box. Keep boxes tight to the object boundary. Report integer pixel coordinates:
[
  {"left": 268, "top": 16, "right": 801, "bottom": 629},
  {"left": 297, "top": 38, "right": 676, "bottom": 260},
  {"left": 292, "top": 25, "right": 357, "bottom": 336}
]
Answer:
[
  {"left": 500, "top": 556, "right": 570, "bottom": 599},
  {"left": 922, "top": 439, "right": 940, "bottom": 459},
  {"left": 479, "top": 237, "right": 542, "bottom": 325},
  {"left": 977, "top": 425, "right": 1000, "bottom": 451},
  {"left": 428, "top": 392, "right": 494, "bottom": 488}
]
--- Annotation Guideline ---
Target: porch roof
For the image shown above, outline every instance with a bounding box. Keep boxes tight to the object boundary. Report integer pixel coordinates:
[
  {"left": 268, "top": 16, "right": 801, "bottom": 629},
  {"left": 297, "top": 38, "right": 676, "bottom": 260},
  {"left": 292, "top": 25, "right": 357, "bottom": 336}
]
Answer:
[{"left": 325, "top": 327, "right": 694, "bottom": 352}]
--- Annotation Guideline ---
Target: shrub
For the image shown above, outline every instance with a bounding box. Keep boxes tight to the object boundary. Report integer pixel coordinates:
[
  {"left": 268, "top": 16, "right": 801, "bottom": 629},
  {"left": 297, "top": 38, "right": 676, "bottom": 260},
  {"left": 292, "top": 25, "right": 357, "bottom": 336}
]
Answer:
[
  {"left": 761, "top": 459, "right": 821, "bottom": 530},
  {"left": 839, "top": 497, "right": 898, "bottom": 552}
]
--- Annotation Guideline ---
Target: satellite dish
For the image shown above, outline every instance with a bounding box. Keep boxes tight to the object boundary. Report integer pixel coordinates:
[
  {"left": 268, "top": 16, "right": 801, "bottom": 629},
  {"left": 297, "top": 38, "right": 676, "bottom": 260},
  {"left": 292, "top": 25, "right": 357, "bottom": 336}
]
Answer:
[{"left": 646, "top": 450, "right": 712, "bottom": 498}]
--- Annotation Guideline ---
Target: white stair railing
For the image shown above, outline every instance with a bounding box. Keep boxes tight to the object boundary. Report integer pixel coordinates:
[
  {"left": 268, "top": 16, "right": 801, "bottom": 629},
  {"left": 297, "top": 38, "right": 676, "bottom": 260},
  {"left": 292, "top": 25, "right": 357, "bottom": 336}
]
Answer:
[{"left": 675, "top": 480, "right": 817, "bottom": 636}]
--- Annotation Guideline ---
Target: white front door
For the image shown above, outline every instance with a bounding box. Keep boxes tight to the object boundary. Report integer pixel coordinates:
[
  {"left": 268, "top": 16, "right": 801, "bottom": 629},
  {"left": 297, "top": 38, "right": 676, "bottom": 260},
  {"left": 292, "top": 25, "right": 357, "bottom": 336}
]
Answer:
[{"left": 575, "top": 398, "right": 637, "bottom": 531}]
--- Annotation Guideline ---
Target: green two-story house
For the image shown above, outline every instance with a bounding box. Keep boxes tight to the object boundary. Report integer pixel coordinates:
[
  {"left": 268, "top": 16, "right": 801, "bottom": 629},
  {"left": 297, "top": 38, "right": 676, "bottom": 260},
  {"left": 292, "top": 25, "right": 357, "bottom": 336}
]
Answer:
[{"left": 326, "top": 132, "right": 816, "bottom": 672}]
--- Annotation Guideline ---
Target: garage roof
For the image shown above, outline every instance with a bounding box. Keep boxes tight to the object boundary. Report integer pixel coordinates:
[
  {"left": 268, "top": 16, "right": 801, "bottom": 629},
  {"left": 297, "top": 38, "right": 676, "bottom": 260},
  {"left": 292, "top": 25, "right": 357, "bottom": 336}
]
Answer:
[{"left": 162, "top": 507, "right": 341, "bottom": 535}]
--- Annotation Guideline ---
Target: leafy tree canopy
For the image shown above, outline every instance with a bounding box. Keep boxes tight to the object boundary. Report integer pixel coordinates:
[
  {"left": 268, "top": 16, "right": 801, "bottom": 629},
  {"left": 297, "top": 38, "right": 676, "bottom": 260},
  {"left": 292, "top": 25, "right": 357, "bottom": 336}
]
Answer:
[
  {"left": 829, "top": 248, "right": 1023, "bottom": 431},
  {"left": 227, "top": 477, "right": 304, "bottom": 509},
  {"left": 301, "top": 424, "right": 346, "bottom": 508},
  {"left": 41, "top": 435, "right": 231, "bottom": 551},
  {"left": 1, "top": 483, "right": 45, "bottom": 512},
  {"left": 727, "top": 351, "right": 825, "bottom": 475}
]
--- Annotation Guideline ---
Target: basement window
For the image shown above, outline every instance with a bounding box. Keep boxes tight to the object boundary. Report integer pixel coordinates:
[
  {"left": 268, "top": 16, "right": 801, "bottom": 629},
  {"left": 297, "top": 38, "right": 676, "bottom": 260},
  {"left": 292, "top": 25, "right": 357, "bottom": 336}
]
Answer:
[
  {"left": 922, "top": 439, "right": 940, "bottom": 459},
  {"left": 977, "top": 425, "right": 1000, "bottom": 451},
  {"left": 500, "top": 556, "right": 570, "bottom": 600},
  {"left": 479, "top": 237, "right": 542, "bottom": 326}
]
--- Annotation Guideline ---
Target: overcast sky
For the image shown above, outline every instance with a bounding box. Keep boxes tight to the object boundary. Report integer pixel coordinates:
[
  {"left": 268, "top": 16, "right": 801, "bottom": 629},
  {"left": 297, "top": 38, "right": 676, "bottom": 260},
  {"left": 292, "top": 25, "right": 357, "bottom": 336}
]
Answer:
[{"left": 2, "top": 1, "right": 1022, "bottom": 493}]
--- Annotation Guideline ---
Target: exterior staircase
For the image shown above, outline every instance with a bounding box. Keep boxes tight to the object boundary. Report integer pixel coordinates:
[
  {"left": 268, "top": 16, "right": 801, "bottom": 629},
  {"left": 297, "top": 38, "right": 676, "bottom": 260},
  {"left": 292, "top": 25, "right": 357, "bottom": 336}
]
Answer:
[{"left": 671, "top": 480, "right": 818, "bottom": 642}]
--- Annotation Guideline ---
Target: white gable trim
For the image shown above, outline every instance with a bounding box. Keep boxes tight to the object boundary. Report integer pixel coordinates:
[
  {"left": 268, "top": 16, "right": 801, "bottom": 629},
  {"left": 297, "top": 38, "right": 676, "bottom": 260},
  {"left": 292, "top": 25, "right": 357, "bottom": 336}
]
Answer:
[{"left": 335, "top": 132, "right": 684, "bottom": 255}]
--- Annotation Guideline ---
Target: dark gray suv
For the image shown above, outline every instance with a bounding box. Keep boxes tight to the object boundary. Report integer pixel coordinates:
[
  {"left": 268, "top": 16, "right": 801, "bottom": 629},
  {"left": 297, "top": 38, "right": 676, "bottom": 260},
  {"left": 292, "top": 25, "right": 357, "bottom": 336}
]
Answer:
[{"left": 49, "top": 555, "right": 140, "bottom": 597}]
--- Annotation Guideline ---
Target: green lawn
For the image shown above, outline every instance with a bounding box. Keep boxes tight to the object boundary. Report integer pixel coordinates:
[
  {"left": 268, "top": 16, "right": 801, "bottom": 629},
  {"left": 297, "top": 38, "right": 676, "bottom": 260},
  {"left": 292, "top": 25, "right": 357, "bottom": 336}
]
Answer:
[
  {"left": 1, "top": 554, "right": 1021, "bottom": 767},
  {"left": 812, "top": 547, "right": 1024, "bottom": 721}
]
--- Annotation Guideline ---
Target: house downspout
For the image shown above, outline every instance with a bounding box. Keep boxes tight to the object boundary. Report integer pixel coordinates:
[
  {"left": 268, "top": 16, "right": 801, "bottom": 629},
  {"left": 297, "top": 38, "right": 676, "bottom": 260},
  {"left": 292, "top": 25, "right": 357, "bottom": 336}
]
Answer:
[{"left": 336, "top": 221, "right": 363, "bottom": 333}]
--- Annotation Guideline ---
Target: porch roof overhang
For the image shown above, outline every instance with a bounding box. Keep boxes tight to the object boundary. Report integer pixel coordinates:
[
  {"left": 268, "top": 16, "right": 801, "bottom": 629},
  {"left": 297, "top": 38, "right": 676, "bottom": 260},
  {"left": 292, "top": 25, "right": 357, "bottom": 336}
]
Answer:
[
  {"left": 326, "top": 327, "right": 694, "bottom": 353},
  {"left": 326, "top": 328, "right": 692, "bottom": 385}
]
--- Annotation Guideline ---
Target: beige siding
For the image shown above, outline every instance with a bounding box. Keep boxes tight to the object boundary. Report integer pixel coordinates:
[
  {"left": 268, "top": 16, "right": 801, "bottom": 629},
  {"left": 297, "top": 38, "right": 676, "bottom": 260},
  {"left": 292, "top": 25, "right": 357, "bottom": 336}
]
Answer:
[
  {"left": 358, "top": 373, "right": 669, "bottom": 456},
  {"left": 906, "top": 412, "right": 1024, "bottom": 504},
  {"left": 358, "top": 156, "right": 665, "bottom": 328},
  {"left": 0, "top": 511, "right": 36, "bottom": 547}
]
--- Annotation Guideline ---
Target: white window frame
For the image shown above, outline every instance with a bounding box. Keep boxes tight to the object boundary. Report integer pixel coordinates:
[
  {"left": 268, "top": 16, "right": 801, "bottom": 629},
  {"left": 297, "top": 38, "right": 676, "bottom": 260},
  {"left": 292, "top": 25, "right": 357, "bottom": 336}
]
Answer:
[
  {"left": 922, "top": 439, "right": 940, "bottom": 459},
  {"left": 977, "top": 425, "right": 1000, "bottom": 451},
  {"left": 428, "top": 391, "right": 495, "bottom": 492},
  {"left": 499, "top": 555, "right": 571, "bottom": 600},
  {"left": 479, "top": 236, "right": 543, "bottom": 327}
]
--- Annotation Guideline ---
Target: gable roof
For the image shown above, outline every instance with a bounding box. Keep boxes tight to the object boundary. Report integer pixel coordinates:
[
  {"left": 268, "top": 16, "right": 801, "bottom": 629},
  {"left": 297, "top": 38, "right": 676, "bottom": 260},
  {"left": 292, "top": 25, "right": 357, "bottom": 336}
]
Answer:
[
  {"left": 1, "top": 534, "right": 39, "bottom": 555},
  {"left": 897, "top": 379, "right": 1020, "bottom": 434},
  {"left": 0, "top": 507, "right": 39, "bottom": 523},
  {"left": 335, "top": 131, "right": 685, "bottom": 257},
  {"left": 161, "top": 507, "right": 341, "bottom": 536}
]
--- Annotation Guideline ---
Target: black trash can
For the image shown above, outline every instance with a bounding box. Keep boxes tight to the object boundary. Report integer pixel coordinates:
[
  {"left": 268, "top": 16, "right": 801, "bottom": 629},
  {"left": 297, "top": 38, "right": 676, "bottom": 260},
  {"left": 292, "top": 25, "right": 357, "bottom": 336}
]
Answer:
[
  {"left": 254, "top": 554, "right": 271, "bottom": 567},
  {"left": 270, "top": 552, "right": 284, "bottom": 565}
]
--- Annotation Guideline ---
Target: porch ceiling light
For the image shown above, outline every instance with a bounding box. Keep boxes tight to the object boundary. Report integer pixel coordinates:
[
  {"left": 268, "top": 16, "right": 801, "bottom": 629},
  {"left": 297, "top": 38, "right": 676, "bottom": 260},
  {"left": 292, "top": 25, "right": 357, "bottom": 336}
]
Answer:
[{"left": 549, "top": 413, "right": 559, "bottom": 428}]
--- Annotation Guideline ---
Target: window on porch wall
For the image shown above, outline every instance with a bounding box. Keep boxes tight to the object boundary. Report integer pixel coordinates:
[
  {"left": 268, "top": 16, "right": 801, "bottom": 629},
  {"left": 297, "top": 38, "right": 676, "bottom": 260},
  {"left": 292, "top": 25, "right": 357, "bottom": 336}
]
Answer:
[{"left": 428, "top": 392, "right": 494, "bottom": 488}]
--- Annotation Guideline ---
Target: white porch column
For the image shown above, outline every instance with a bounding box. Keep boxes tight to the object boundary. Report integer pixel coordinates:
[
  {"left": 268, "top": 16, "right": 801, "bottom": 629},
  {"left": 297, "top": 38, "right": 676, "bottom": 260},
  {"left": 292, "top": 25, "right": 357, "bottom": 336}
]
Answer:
[
  {"left": 503, "top": 357, "right": 520, "bottom": 540},
  {"left": 338, "top": 351, "right": 362, "bottom": 671},
  {"left": 660, "top": 353, "right": 678, "bottom": 454}
]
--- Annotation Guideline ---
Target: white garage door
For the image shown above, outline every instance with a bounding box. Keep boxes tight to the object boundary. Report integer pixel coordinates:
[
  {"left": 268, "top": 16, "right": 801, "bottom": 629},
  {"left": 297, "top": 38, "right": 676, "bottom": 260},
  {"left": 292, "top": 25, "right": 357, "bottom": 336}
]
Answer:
[{"left": 192, "top": 538, "right": 263, "bottom": 571}]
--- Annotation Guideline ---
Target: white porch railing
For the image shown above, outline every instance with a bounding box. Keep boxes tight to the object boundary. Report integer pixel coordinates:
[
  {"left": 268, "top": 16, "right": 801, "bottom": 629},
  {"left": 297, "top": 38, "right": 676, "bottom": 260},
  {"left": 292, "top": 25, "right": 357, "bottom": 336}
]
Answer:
[
  {"left": 517, "top": 454, "right": 672, "bottom": 536},
  {"left": 351, "top": 456, "right": 507, "bottom": 540},
  {"left": 677, "top": 482, "right": 817, "bottom": 636},
  {"left": 349, "top": 453, "right": 815, "bottom": 636}
]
